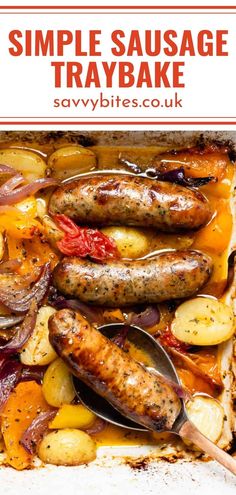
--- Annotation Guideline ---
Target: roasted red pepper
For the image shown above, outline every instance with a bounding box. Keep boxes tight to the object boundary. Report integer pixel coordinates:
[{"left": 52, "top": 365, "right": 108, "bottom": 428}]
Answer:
[
  {"left": 54, "top": 214, "right": 120, "bottom": 261},
  {"left": 159, "top": 327, "right": 189, "bottom": 353}
]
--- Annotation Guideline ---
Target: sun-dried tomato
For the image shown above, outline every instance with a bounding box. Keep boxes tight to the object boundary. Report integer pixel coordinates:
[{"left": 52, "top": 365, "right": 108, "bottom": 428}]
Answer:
[
  {"left": 54, "top": 214, "right": 119, "bottom": 261},
  {"left": 159, "top": 327, "right": 189, "bottom": 353}
]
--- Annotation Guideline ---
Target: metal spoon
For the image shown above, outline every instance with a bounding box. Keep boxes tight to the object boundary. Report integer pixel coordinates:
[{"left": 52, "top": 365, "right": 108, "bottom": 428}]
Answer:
[{"left": 73, "top": 322, "right": 236, "bottom": 476}]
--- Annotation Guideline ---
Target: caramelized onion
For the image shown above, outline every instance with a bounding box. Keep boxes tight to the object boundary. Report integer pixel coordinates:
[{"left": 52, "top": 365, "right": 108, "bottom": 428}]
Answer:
[
  {"left": 20, "top": 365, "right": 46, "bottom": 384},
  {"left": 0, "top": 178, "right": 58, "bottom": 206},
  {"left": 111, "top": 326, "right": 129, "bottom": 349},
  {"left": 145, "top": 167, "right": 215, "bottom": 187},
  {"left": 0, "top": 300, "right": 37, "bottom": 355},
  {"left": 52, "top": 295, "right": 102, "bottom": 323},
  {"left": 129, "top": 306, "right": 160, "bottom": 329},
  {"left": 0, "top": 164, "right": 19, "bottom": 176},
  {"left": 0, "top": 315, "right": 24, "bottom": 329},
  {"left": 85, "top": 418, "right": 107, "bottom": 435},
  {"left": 20, "top": 410, "right": 57, "bottom": 454},
  {"left": 118, "top": 157, "right": 215, "bottom": 188},
  {"left": 0, "top": 175, "right": 25, "bottom": 195},
  {"left": 0, "top": 358, "right": 22, "bottom": 410},
  {"left": 0, "top": 262, "right": 51, "bottom": 313},
  {"left": 0, "top": 359, "right": 45, "bottom": 411}
]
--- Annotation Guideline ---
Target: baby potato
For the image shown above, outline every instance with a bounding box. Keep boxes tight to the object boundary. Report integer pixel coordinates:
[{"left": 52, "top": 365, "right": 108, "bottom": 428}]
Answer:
[
  {"left": 38, "top": 429, "right": 96, "bottom": 466},
  {"left": 171, "top": 297, "right": 235, "bottom": 346},
  {"left": 0, "top": 149, "right": 46, "bottom": 181},
  {"left": 42, "top": 358, "right": 76, "bottom": 407},
  {"left": 186, "top": 395, "right": 224, "bottom": 444},
  {"left": 41, "top": 215, "right": 63, "bottom": 247},
  {"left": 20, "top": 306, "right": 57, "bottom": 366},
  {"left": 101, "top": 227, "right": 148, "bottom": 258},
  {"left": 36, "top": 198, "right": 47, "bottom": 219},
  {"left": 48, "top": 146, "right": 96, "bottom": 179},
  {"left": 49, "top": 404, "right": 96, "bottom": 430}
]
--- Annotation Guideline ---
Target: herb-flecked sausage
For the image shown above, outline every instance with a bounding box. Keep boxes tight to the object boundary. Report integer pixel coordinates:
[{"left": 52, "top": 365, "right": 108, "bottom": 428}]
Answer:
[
  {"left": 49, "top": 309, "right": 181, "bottom": 431},
  {"left": 52, "top": 250, "right": 212, "bottom": 307},
  {"left": 49, "top": 175, "right": 211, "bottom": 232}
]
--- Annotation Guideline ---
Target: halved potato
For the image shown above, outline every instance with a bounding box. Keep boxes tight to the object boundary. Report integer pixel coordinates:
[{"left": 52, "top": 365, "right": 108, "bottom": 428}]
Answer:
[
  {"left": 42, "top": 358, "right": 76, "bottom": 407},
  {"left": 101, "top": 226, "right": 149, "bottom": 258},
  {"left": 48, "top": 146, "right": 96, "bottom": 179},
  {"left": 20, "top": 306, "right": 57, "bottom": 366},
  {"left": 38, "top": 429, "right": 96, "bottom": 466},
  {"left": 0, "top": 149, "right": 46, "bottom": 181},
  {"left": 171, "top": 297, "right": 235, "bottom": 346},
  {"left": 186, "top": 395, "right": 224, "bottom": 444}
]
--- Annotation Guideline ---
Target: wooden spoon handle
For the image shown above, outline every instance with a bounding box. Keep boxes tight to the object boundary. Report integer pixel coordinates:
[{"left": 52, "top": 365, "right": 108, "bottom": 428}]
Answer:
[{"left": 179, "top": 420, "right": 236, "bottom": 476}]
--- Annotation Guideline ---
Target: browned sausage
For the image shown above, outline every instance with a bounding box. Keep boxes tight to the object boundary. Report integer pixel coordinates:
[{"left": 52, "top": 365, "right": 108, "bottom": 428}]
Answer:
[
  {"left": 53, "top": 250, "right": 212, "bottom": 307},
  {"left": 49, "top": 309, "right": 181, "bottom": 431},
  {"left": 49, "top": 174, "right": 211, "bottom": 232}
]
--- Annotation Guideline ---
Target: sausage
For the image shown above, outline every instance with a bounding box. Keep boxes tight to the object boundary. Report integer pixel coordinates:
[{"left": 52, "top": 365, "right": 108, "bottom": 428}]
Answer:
[
  {"left": 49, "top": 309, "right": 181, "bottom": 431},
  {"left": 49, "top": 174, "right": 211, "bottom": 232},
  {"left": 53, "top": 250, "right": 212, "bottom": 307}
]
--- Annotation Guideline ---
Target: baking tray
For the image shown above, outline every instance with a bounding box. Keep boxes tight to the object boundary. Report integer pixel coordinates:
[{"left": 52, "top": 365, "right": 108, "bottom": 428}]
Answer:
[{"left": 0, "top": 130, "right": 236, "bottom": 493}]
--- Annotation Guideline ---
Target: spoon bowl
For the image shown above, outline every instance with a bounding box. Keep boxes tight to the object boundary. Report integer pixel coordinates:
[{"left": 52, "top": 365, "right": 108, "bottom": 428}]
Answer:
[
  {"left": 73, "top": 323, "right": 186, "bottom": 431},
  {"left": 73, "top": 322, "right": 236, "bottom": 475}
]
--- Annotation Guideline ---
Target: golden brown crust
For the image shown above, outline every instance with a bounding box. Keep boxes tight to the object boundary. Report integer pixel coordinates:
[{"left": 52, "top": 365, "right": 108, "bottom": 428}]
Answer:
[
  {"left": 49, "top": 309, "right": 181, "bottom": 431},
  {"left": 53, "top": 250, "right": 213, "bottom": 307},
  {"left": 49, "top": 175, "right": 211, "bottom": 232}
]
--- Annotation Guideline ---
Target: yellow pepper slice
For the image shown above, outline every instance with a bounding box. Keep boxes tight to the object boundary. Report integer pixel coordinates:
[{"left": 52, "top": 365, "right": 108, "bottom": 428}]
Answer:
[{"left": 49, "top": 404, "right": 96, "bottom": 430}]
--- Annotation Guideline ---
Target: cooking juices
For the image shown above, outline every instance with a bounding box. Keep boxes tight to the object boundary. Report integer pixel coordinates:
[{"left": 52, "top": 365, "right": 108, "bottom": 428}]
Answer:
[{"left": 0, "top": 137, "right": 234, "bottom": 454}]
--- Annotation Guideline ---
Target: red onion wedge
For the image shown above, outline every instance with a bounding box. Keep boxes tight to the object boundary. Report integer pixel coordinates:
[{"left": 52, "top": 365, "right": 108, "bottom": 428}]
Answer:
[
  {"left": 52, "top": 295, "right": 103, "bottom": 324},
  {"left": 128, "top": 306, "right": 160, "bottom": 329},
  {"left": 85, "top": 418, "right": 107, "bottom": 436},
  {"left": 0, "top": 262, "right": 51, "bottom": 313},
  {"left": 0, "top": 314, "right": 24, "bottom": 329},
  {"left": 0, "top": 299, "right": 37, "bottom": 355},
  {"left": 0, "top": 164, "right": 20, "bottom": 176},
  {"left": 118, "top": 157, "right": 215, "bottom": 188},
  {"left": 146, "top": 167, "right": 216, "bottom": 188},
  {"left": 0, "top": 177, "right": 58, "bottom": 206},
  {"left": 20, "top": 410, "right": 57, "bottom": 455},
  {"left": 0, "top": 175, "right": 25, "bottom": 195},
  {"left": 20, "top": 365, "right": 46, "bottom": 385},
  {"left": 111, "top": 326, "right": 129, "bottom": 349},
  {"left": 0, "top": 358, "right": 22, "bottom": 410}
]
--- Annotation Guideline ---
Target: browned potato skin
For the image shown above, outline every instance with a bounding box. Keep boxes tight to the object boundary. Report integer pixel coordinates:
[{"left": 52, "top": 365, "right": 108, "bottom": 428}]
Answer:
[
  {"left": 53, "top": 250, "right": 212, "bottom": 307},
  {"left": 49, "top": 175, "right": 211, "bottom": 232},
  {"left": 49, "top": 309, "right": 181, "bottom": 431}
]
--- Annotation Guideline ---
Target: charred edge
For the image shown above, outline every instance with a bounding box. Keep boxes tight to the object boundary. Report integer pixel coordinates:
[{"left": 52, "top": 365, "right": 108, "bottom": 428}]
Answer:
[
  {"left": 195, "top": 135, "right": 236, "bottom": 162},
  {"left": 160, "top": 137, "right": 236, "bottom": 162},
  {"left": 152, "top": 416, "right": 169, "bottom": 431},
  {"left": 227, "top": 432, "right": 236, "bottom": 456}
]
